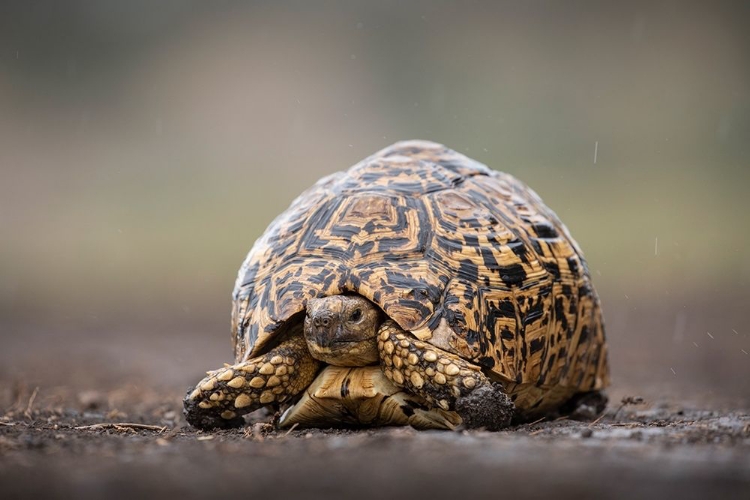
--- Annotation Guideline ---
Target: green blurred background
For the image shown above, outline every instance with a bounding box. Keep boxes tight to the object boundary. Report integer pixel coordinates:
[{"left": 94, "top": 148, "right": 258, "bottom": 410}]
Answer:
[{"left": 1, "top": 1, "right": 748, "bottom": 401}]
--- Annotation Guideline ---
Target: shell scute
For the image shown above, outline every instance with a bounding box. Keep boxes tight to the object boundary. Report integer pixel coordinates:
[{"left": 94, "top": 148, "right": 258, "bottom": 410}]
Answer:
[
  {"left": 297, "top": 193, "right": 429, "bottom": 264},
  {"left": 350, "top": 261, "right": 447, "bottom": 332}
]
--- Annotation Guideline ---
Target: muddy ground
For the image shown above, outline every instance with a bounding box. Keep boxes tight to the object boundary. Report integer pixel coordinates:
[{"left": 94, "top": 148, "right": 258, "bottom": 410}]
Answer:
[{"left": 1, "top": 298, "right": 749, "bottom": 500}]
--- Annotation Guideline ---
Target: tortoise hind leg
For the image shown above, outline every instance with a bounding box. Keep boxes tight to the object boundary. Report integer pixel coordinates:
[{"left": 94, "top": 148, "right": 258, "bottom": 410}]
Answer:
[
  {"left": 183, "top": 335, "right": 321, "bottom": 429},
  {"left": 377, "top": 319, "right": 515, "bottom": 430},
  {"left": 559, "top": 390, "right": 608, "bottom": 421}
]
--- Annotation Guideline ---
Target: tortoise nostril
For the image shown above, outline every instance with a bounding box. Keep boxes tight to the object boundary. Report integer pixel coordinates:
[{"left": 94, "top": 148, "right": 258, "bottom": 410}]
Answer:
[{"left": 313, "top": 316, "right": 333, "bottom": 328}]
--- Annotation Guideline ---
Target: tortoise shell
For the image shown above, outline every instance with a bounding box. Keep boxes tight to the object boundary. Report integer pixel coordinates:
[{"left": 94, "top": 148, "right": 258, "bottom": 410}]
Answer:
[{"left": 231, "top": 140, "right": 608, "bottom": 400}]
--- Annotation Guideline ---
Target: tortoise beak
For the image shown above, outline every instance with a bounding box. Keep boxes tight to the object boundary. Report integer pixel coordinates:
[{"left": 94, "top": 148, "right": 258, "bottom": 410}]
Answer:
[
  {"left": 315, "top": 323, "right": 343, "bottom": 348},
  {"left": 307, "top": 309, "right": 343, "bottom": 348}
]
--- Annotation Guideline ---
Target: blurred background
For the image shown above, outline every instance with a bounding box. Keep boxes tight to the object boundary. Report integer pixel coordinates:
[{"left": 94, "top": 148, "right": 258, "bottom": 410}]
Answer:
[{"left": 1, "top": 1, "right": 748, "bottom": 404}]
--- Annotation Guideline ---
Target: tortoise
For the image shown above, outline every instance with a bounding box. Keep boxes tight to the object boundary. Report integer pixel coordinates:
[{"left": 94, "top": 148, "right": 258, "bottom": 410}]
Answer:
[{"left": 184, "top": 140, "right": 609, "bottom": 431}]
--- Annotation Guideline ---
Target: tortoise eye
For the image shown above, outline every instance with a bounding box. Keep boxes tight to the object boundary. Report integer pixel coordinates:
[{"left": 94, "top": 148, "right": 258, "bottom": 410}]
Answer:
[{"left": 349, "top": 309, "right": 362, "bottom": 322}]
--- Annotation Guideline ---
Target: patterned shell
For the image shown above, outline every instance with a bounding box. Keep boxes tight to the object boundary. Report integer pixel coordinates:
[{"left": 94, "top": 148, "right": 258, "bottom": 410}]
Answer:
[{"left": 232, "top": 140, "right": 608, "bottom": 393}]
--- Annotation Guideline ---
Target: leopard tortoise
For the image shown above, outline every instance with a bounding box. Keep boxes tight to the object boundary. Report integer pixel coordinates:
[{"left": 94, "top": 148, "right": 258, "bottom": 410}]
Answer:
[{"left": 184, "top": 140, "right": 609, "bottom": 431}]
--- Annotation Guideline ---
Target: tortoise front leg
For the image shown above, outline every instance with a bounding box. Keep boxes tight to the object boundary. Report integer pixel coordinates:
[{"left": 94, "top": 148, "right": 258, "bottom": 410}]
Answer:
[
  {"left": 377, "top": 319, "right": 515, "bottom": 430},
  {"left": 183, "top": 335, "right": 321, "bottom": 429}
]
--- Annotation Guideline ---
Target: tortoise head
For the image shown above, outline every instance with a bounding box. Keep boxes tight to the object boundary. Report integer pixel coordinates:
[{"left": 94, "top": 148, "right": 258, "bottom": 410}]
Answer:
[{"left": 304, "top": 295, "right": 381, "bottom": 367}]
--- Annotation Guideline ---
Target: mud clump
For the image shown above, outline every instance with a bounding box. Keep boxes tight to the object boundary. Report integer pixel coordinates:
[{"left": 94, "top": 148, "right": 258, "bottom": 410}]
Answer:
[{"left": 455, "top": 382, "right": 515, "bottom": 430}]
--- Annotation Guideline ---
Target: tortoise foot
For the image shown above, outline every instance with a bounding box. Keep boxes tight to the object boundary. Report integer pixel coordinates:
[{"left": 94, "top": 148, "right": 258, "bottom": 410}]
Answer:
[
  {"left": 183, "top": 398, "right": 245, "bottom": 430},
  {"left": 562, "top": 390, "right": 608, "bottom": 421},
  {"left": 183, "top": 335, "right": 321, "bottom": 429}
]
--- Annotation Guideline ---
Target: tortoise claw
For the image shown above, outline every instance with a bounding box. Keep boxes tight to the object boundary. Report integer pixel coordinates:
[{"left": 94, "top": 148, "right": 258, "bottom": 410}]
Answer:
[{"left": 183, "top": 395, "right": 245, "bottom": 430}]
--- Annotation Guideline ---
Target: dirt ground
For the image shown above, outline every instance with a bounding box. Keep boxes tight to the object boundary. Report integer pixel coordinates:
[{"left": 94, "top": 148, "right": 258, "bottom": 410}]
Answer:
[
  {"left": 1, "top": 387, "right": 748, "bottom": 500},
  {"left": 1, "top": 297, "right": 749, "bottom": 500}
]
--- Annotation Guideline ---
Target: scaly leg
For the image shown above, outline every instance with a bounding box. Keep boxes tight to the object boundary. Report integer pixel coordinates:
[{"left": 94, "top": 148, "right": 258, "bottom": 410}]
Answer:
[
  {"left": 183, "top": 335, "right": 321, "bottom": 429},
  {"left": 377, "top": 319, "right": 515, "bottom": 430},
  {"left": 560, "top": 390, "right": 608, "bottom": 421}
]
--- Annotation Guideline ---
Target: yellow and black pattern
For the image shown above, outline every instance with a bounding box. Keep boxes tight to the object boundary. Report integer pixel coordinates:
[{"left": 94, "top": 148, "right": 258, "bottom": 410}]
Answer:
[{"left": 231, "top": 140, "right": 608, "bottom": 410}]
